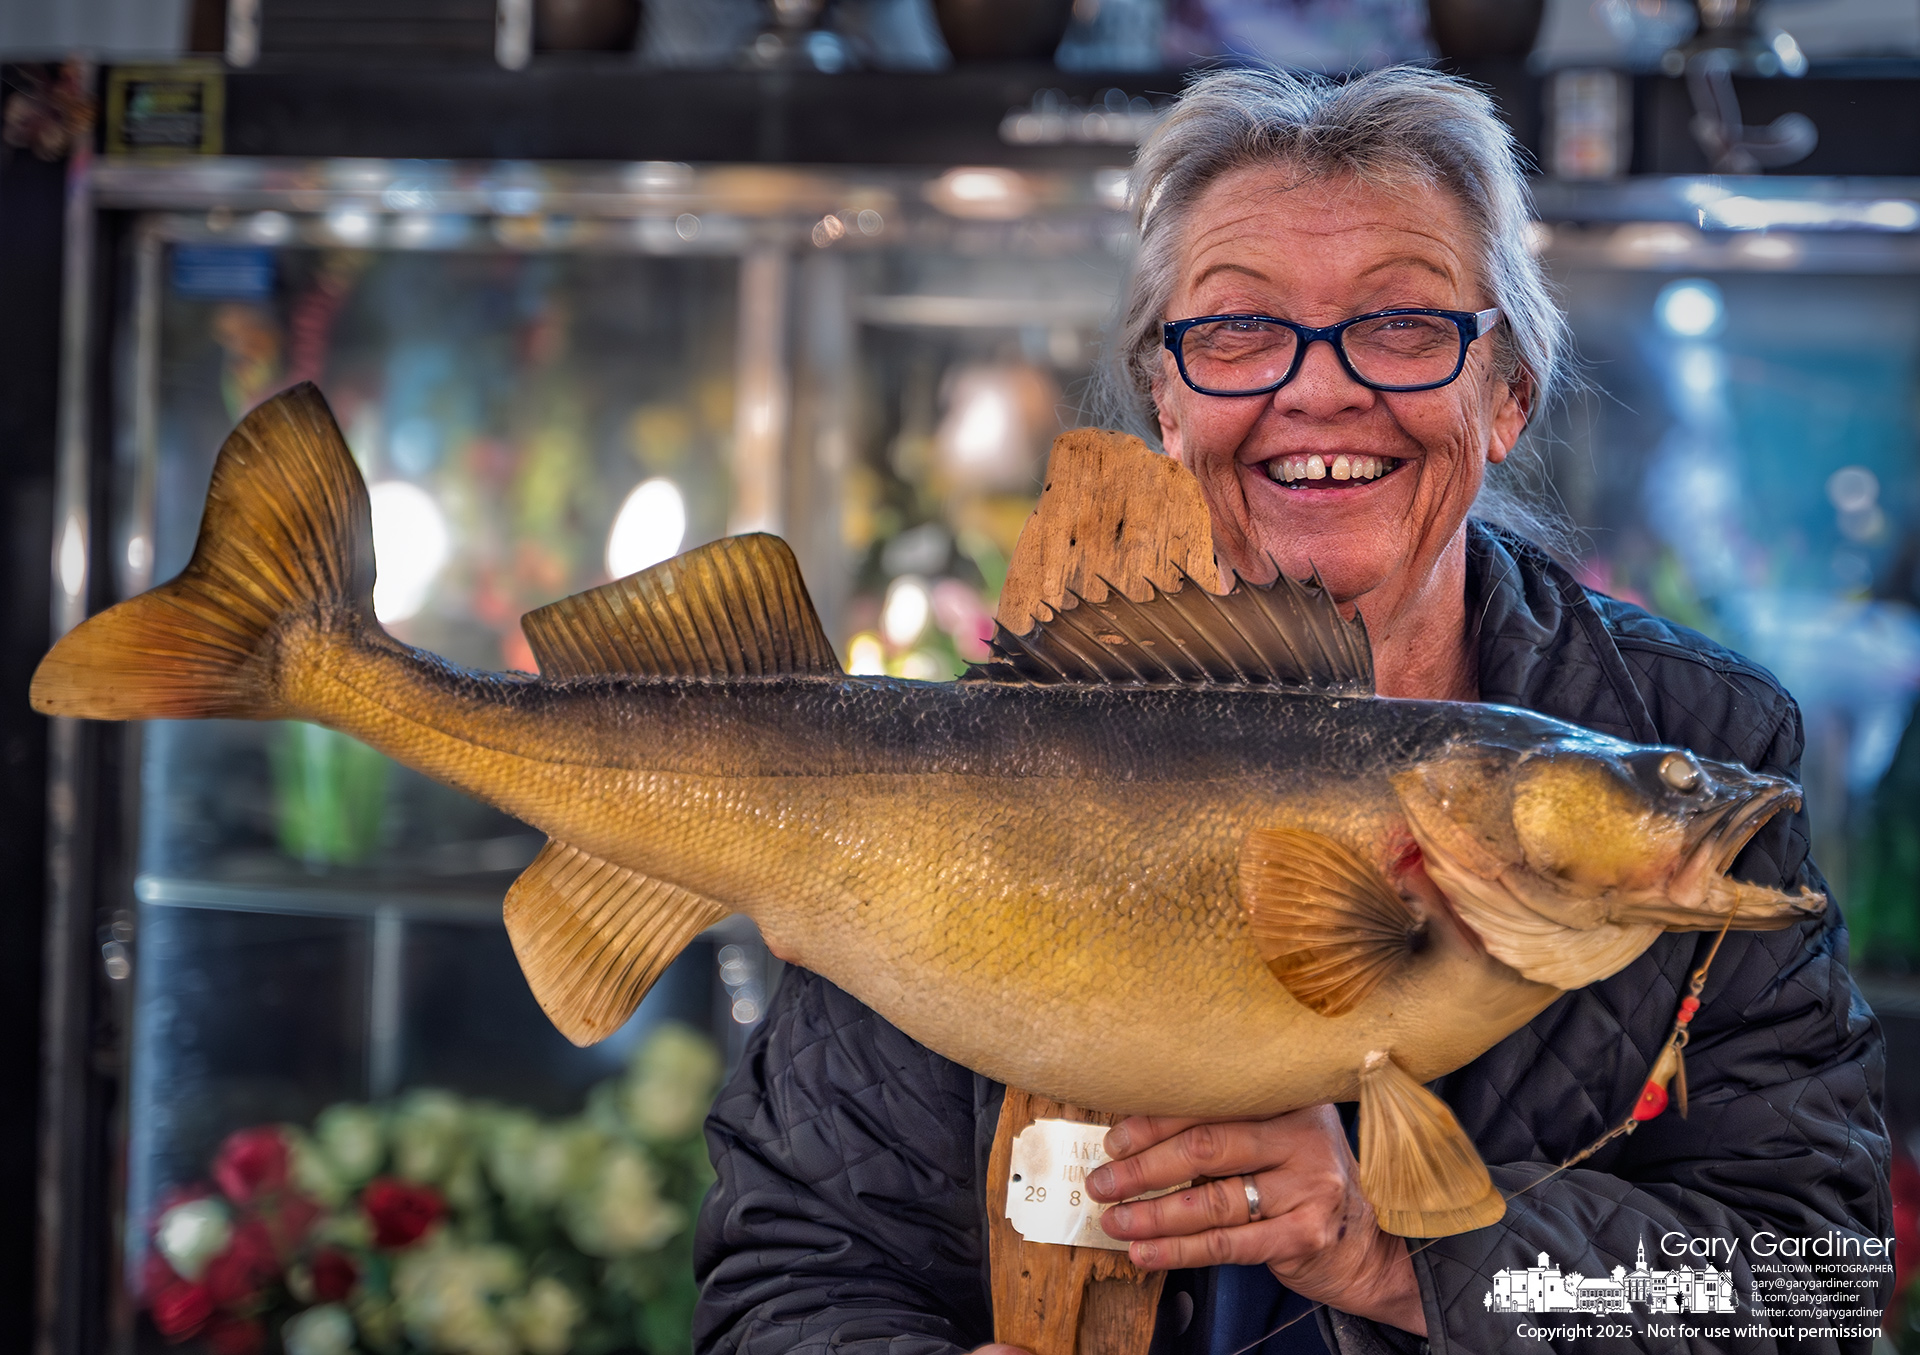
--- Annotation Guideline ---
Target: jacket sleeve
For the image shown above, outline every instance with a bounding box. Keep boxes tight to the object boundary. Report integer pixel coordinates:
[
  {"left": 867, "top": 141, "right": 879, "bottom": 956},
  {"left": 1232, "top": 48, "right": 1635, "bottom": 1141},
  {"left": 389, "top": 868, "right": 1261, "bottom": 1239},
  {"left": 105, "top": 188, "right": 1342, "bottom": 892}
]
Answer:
[
  {"left": 1378, "top": 694, "right": 1891, "bottom": 1354},
  {"left": 693, "top": 966, "right": 1001, "bottom": 1355}
]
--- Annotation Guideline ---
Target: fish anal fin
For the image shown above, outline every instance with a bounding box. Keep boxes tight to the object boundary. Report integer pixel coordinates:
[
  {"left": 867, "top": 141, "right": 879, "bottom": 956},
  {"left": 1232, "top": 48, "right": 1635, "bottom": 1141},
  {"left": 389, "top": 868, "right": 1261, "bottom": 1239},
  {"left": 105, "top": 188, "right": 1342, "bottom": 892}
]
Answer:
[
  {"left": 504, "top": 840, "right": 729, "bottom": 1046},
  {"left": 1358, "top": 1050, "right": 1505, "bottom": 1238},
  {"left": 1241, "top": 827, "right": 1424, "bottom": 1018},
  {"left": 521, "top": 534, "right": 840, "bottom": 681}
]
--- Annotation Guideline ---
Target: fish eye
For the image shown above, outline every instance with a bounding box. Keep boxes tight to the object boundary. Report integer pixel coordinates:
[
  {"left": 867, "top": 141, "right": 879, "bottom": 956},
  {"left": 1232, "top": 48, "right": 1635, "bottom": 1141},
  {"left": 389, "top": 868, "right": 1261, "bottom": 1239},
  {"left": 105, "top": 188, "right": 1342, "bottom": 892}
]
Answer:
[{"left": 1659, "top": 751, "right": 1702, "bottom": 793}]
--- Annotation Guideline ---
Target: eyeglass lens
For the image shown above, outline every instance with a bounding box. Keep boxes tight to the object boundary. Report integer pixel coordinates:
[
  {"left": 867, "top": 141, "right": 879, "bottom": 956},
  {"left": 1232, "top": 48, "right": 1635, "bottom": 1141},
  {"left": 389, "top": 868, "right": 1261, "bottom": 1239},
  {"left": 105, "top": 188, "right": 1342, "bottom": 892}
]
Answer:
[{"left": 1178, "top": 314, "right": 1465, "bottom": 393}]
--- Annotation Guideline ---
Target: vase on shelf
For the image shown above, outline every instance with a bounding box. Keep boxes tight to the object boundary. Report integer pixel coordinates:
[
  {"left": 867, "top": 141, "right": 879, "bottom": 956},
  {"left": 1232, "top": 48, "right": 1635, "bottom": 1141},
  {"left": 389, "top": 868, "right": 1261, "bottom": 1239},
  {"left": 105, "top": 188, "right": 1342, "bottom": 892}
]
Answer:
[
  {"left": 1425, "top": 0, "right": 1544, "bottom": 61},
  {"left": 932, "top": 0, "right": 1077, "bottom": 62}
]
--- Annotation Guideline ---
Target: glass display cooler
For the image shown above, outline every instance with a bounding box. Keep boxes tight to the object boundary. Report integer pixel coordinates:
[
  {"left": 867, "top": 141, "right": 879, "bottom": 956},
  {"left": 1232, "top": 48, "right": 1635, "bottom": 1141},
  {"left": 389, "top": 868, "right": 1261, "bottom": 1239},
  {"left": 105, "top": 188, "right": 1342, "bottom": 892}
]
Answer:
[
  {"left": 47, "top": 153, "right": 1132, "bottom": 1352},
  {"left": 1529, "top": 175, "right": 1920, "bottom": 1161}
]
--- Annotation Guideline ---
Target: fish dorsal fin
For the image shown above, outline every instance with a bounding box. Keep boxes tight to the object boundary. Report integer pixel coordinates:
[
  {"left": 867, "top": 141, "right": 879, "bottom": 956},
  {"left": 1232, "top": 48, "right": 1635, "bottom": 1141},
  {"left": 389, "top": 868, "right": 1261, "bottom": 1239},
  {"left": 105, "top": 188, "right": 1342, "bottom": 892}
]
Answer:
[
  {"left": 504, "top": 839, "right": 730, "bottom": 1046},
  {"left": 971, "top": 568, "right": 1373, "bottom": 694},
  {"left": 522, "top": 534, "right": 841, "bottom": 680}
]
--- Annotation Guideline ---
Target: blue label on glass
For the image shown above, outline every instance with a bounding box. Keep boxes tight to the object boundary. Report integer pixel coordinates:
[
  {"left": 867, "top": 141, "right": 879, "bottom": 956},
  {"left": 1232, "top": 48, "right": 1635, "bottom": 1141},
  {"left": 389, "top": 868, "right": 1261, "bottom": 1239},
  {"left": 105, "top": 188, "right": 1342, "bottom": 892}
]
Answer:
[{"left": 171, "top": 246, "right": 276, "bottom": 299}]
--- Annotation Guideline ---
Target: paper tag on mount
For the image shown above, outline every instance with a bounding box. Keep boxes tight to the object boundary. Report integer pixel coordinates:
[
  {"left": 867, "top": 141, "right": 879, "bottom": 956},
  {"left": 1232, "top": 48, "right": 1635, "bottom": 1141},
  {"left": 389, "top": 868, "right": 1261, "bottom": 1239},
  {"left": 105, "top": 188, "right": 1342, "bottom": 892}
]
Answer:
[{"left": 1004, "top": 1118, "right": 1182, "bottom": 1250}]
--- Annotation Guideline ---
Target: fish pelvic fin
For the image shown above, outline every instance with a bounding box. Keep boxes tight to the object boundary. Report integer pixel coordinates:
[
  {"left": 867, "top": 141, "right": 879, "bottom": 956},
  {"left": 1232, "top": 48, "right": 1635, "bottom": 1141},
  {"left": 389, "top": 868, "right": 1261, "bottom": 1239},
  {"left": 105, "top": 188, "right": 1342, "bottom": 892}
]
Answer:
[
  {"left": 505, "top": 839, "right": 729, "bottom": 1046},
  {"left": 521, "top": 535, "right": 841, "bottom": 681},
  {"left": 1358, "top": 1049, "right": 1505, "bottom": 1238},
  {"left": 30, "top": 383, "right": 375, "bottom": 722},
  {"left": 1240, "top": 827, "right": 1425, "bottom": 1018}
]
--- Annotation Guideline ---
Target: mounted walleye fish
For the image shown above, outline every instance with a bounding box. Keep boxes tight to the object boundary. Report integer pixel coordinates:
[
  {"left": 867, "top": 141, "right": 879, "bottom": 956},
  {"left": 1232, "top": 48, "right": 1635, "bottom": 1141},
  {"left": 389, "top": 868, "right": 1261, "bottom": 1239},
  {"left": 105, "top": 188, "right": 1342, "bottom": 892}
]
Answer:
[{"left": 32, "top": 386, "right": 1823, "bottom": 1239}]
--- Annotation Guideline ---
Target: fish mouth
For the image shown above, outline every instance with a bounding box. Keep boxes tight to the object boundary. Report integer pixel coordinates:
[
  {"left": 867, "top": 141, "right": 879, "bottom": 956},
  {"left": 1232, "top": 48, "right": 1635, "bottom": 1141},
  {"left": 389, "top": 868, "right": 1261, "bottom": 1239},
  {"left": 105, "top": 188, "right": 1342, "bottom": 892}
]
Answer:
[
  {"left": 1663, "top": 774, "right": 1823, "bottom": 924},
  {"left": 1391, "top": 754, "right": 1826, "bottom": 991}
]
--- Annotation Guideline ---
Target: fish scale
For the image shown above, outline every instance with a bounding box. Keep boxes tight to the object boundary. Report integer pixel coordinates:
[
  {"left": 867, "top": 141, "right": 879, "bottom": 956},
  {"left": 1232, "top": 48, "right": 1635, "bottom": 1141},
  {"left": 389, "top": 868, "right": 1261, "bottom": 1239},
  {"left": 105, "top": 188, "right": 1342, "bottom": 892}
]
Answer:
[{"left": 30, "top": 385, "right": 1824, "bottom": 1238}]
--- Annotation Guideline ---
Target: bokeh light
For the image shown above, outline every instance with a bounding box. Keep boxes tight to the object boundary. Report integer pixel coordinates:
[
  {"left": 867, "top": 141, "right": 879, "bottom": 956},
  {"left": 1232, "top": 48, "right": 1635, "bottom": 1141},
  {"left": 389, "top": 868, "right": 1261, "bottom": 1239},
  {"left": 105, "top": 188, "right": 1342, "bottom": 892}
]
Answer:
[
  {"left": 369, "top": 481, "right": 451, "bottom": 622},
  {"left": 1655, "top": 279, "right": 1724, "bottom": 338},
  {"left": 606, "top": 479, "right": 687, "bottom": 579}
]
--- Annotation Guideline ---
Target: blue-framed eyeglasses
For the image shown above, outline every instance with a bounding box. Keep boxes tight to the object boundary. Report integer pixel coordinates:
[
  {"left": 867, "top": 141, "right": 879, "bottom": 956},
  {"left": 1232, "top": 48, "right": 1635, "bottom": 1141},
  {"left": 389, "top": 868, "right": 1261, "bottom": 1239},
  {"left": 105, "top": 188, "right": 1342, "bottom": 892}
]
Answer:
[{"left": 1161, "top": 307, "right": 1503, "bottom": 397}]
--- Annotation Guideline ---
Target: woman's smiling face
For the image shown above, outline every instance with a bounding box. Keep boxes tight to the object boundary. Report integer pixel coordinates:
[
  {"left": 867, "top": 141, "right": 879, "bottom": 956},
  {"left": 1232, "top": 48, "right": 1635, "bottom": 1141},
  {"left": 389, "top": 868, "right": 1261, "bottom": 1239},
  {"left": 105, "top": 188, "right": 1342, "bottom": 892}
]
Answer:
[{"left": 1154, "top": 164, "right": 1529, "bottom": 605}]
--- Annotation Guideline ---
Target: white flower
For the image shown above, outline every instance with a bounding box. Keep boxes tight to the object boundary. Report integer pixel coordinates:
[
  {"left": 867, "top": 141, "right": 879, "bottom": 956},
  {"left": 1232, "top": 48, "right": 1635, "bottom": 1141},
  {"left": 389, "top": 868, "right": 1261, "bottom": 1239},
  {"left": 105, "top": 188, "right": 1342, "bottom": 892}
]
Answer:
[
  {"left": 283, "top": 1303, "right": 357, "bottom": 1355},
  {"left": 288, "top": 1130, "right": 348, "bottom": 1208},
  {"left": 489, "top": 1116, "right": 598, "bottom": 1210},
  {"left": 621, "top": 1024, "right": 721, "bottom": 1142},
  {"left": 394, "top": 1238, "right": 523, "bottom": 1355},
  {"left": 563, "top": 1143, "right": 684, "bottom": 1256},
  {"left": 154, "top": 1197, "right": 232, "bottom": 1281},
  {"left": 315, "top": 1103, "right": 387, "bottom": 1185},
  {"left": 392, "top": 1090, "right": 468, "bottom": 1186},
  {"left": 504, "top": 1277, "right": 583, "bottom": 1355}
]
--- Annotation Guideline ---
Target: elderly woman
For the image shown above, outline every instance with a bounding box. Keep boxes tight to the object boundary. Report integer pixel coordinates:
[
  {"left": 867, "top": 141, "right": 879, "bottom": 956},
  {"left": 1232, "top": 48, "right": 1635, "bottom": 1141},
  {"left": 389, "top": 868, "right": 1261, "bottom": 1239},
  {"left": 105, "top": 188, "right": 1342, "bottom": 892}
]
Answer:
[{"left": 694, "top": 68, "right": 1889, "bottom": 1355}]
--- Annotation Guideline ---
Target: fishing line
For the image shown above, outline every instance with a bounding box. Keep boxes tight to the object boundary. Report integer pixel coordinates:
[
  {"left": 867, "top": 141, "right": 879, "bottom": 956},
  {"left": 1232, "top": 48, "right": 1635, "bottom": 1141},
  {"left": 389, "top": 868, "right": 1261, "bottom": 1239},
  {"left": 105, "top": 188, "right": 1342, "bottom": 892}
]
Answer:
[{"left": 1223, "top": 912, "right": 1743, "bottom": 1355}]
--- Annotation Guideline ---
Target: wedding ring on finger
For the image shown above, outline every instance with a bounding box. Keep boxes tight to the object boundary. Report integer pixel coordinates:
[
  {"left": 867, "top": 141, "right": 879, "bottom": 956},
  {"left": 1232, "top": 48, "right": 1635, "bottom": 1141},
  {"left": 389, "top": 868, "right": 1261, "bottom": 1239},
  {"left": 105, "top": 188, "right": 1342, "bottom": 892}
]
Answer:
[{"left": 1243, "top": 1175, "right": 1262, "bottom": 1222}]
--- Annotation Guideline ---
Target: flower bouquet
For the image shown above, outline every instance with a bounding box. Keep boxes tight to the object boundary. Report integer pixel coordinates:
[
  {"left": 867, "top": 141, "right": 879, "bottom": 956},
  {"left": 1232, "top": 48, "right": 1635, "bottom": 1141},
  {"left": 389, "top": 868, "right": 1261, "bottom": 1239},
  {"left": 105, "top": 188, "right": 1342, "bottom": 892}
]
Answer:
[{"left": 140, "top": 1023, "right": 723, "bottom": 1355}]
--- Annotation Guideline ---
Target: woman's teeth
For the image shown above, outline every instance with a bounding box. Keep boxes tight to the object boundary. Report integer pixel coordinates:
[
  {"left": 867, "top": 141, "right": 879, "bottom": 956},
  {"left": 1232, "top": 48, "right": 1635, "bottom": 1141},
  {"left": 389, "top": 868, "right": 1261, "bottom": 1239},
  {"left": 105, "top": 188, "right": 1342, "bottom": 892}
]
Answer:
[{"left": 1263, "top": 454, "right": 1398, "bottom": 485}]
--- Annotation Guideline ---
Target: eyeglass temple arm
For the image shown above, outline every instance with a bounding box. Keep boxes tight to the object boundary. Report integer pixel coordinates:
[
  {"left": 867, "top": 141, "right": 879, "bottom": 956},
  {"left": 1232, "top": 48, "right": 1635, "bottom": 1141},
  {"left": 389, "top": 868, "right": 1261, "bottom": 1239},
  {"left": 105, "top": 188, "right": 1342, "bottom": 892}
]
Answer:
[{"left": 1472, "top": 307, "right": 1502, "bottom": 339}]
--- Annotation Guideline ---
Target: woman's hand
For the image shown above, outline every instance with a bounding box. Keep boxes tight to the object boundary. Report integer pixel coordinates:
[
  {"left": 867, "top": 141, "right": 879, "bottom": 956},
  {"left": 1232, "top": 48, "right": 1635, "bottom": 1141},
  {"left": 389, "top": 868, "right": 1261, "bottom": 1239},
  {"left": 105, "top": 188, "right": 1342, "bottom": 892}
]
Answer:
[{"left": 1085, "top": 1107, "right": 1427, "bottom": 1336}]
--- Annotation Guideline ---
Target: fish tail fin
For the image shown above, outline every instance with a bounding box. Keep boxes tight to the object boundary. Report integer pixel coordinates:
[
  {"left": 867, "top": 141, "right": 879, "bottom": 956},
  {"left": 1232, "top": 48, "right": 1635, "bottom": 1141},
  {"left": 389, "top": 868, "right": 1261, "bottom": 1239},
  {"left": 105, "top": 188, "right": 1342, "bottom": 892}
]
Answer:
[
  {"left": 30, "top": 384, "right": 376, "bottom": 722},
  {"left": 1358, "top": 1049, "right": 1505, "bottom": 1237},
  {"left": 506, "top": 839, "right": 729, "bottom": 1045}
]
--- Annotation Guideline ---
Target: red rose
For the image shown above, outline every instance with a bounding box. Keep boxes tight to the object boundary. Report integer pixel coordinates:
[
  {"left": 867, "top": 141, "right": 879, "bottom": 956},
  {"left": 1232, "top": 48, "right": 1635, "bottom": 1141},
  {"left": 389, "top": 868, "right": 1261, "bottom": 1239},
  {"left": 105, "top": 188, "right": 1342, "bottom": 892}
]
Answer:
[
  {"left": 148, "top": 1280, "right": 213, "bottom": 1338},
  {"left": 310, "top": 1246, "right": 359, "bottom": 1302},
  {"left": 213, "top": 1128, "right": 289, "bottom": 1205},
  {"left": 202, "top": 1313, "right": 265, "bottom": 1355},
  {"left": 362, "top": 1176, "right": 444, "bottom": 1249},
  {"left": 203, "top": 1219, "right": 279, "bottom": 1307}
]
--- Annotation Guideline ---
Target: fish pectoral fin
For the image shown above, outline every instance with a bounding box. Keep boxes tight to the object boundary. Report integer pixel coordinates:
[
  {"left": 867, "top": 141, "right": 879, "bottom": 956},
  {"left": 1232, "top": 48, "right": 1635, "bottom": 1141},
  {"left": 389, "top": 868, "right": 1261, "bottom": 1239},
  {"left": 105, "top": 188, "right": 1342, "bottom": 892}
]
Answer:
[
  {"left": 504, "top": 839, "right": 729, "bottom": 1047},
  {"left": 1240, "top": 826, "right": 1424, "bottom": 1018},
  {"left": 1358, "top": 1049, "right": 1505, "bottom": 1238},
  {"left": 520, "top": 535, "right": 841, "bottom": 680}
]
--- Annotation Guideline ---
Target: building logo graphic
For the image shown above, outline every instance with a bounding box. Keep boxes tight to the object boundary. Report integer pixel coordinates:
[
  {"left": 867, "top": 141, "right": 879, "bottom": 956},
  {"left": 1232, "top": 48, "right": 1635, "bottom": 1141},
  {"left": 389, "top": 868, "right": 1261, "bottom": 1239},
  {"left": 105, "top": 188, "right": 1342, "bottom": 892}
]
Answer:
[{"left": 1484, "top": 1238, "right": 1737, "bottom": 1316}]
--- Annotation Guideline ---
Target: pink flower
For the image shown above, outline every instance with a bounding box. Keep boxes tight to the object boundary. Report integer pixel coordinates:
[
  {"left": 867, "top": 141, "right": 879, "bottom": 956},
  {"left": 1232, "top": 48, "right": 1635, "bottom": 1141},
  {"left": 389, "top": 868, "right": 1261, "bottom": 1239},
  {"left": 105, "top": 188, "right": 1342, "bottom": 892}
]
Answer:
[
  {"left": 310, "top": 1246, "right": 359, "bottom": 1302},
  {"left": 148, "top": 1280, "right": 213, "bottom": 1339},
  {"left": 362, "top": 1176, "right": 444, "bottom": 1249},
  {"left": 203, "top": 1219, "right": 279, "bottom": 1308},
  {"left": 202, "top": 1313, "right": 265, "bottom": 1355},
  {"left": 213, "top": 1128, "right": 289, "bottom": 1205}
]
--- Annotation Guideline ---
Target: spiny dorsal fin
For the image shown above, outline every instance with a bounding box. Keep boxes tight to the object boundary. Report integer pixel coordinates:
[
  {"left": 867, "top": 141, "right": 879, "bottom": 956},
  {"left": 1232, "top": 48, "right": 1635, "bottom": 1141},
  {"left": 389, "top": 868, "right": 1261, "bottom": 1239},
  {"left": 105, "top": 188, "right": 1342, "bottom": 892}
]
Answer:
[
  {"left": 522, "top": 534, "right": 841, "bottom": 681},
  {"left": 1241, "top": 826, "right": 1424, "bottom": 1017},
  {"left": 970, "top": 566, "right": 1372, "bottom": 694},
  {"left": 504, "top": 839, "right": 729, "bottom": 1046},
  {"left": 1357, "top": 1049, "right": 1505, "bottom": 1237}
]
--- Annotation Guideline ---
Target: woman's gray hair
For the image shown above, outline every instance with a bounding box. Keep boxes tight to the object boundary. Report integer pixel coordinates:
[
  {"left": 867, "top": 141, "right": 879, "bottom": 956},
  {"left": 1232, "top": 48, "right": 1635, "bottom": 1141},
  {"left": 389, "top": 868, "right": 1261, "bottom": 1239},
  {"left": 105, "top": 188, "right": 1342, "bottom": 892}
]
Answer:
[{"left": 1095, "top": 65, "right": 1573, "bottom": 549}]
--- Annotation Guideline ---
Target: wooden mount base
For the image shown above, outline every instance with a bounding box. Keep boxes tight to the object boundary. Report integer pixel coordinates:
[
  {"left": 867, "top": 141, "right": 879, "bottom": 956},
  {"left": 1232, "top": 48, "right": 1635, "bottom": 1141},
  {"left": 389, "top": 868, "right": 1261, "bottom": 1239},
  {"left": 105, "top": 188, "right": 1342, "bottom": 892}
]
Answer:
[{"left": 987, "top": 1087, "right": 1166, "bottom": 1355}]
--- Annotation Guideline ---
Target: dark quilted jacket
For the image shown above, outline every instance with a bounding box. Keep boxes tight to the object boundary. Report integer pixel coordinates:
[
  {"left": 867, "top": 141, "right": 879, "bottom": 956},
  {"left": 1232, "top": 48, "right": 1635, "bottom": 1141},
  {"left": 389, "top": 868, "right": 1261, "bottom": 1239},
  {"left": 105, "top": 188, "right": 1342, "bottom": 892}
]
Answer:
[{"left": 694, "top": 524, "right": 1891, "bottom": 1355}]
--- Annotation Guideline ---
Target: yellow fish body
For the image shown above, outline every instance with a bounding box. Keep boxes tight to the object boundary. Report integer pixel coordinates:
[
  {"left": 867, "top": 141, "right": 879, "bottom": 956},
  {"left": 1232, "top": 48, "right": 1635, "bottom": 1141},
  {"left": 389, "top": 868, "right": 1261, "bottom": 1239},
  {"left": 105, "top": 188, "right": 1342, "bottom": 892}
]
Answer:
[{"left": 31, "top": 387, "right": 1821, "bottom": 1237}]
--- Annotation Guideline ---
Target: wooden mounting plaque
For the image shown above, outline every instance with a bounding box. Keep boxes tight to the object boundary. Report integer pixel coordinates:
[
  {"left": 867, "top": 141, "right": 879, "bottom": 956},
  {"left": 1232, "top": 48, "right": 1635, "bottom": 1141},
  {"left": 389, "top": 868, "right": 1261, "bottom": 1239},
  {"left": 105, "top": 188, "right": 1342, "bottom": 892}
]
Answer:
[{"left": 988, "top": 1088, "right": 1165, "bottom": 1355}]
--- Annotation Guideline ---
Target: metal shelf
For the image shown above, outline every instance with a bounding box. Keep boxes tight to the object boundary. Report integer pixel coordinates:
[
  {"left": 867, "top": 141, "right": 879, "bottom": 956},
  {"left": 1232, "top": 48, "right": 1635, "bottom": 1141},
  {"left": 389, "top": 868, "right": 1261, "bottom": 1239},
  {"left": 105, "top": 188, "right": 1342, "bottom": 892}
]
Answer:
[{"left": 133, "top": 872, "right": 760, "bottom": 943}]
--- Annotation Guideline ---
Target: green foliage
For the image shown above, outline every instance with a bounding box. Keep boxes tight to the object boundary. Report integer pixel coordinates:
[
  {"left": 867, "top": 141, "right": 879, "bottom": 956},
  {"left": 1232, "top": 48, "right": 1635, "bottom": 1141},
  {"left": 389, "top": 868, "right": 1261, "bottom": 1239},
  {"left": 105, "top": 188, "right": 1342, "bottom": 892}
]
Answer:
[
  {"left": 270, "top": 722, "right": 392, "bottom": 866},
  {"left": 1851, "top": 707, "right": 1920, "bottom": 973}
]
